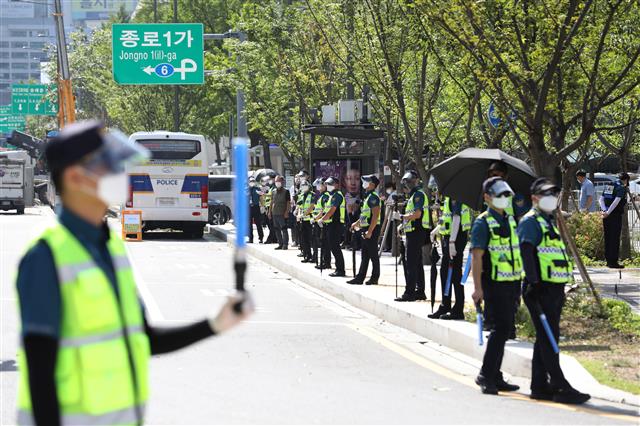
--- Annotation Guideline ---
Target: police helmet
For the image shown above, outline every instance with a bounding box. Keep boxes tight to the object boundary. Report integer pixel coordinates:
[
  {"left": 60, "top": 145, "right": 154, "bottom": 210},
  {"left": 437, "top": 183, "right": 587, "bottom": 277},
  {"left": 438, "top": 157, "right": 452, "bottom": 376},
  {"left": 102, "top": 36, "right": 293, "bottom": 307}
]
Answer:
[
  {"left": 530, "top": 177, "right": 559, "bottom": 196},
  {"left": 482, "top": 177, "right": 514, "bottom": 197},
  {"left": 312, "top": 177, "right": 325, "bottom": 187},
  {"left": 296, "top": 170, "right": 309, "bottom": 178},
  {"left": 361, "top": 174, "right": 380, "bottom": 188},
  {"left": 324, "top": 176, "right": 339, "bottom": 186},
  {"left": 401, "top": 170, "right": 420, "bottom": 189}
]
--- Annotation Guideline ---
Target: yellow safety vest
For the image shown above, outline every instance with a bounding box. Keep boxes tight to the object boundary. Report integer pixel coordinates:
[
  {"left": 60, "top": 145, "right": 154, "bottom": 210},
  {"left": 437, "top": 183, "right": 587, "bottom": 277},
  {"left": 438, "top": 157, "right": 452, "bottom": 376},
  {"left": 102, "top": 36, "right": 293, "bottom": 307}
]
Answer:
[
  {"left": 404, "top": 189, "right": 429, "bottom": 233},
  {"left": 524, "top": 209, "right": 573, "bottom": 284},
  {"left": 360, "top": 191, "right": 380, "bottom": 227},
  {"left": 479, "top": 211, "right": 523, "bottom": 282},
  {"left": 301, "top": 192, "right": 314, "bottom": 221},
  {"left": 439, "top": 197, "right": 472, "bottom": 235},
  {"left": 17, "top": 223, "right": 149, "bottom": 426},
  {"left": 314, "top": 192, "right": 328, "bottom": 217},
  {"left": 328, "top": 191, "right": 346, "bottom": 224}
]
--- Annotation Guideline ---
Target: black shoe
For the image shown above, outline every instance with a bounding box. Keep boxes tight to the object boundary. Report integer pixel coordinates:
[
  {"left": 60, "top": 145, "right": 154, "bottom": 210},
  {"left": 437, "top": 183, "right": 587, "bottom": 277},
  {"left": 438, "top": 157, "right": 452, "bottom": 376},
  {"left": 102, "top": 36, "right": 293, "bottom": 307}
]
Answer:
[
  {"left": 301, "top": 258, "right": 313, "bottom": 263},
  {"left": 415, "top": 292, "right": 427, "bottom": 301},
  {"left": 315, "top": 264, "right": 330, "bottom": 270},
  {"left": 496, "top": 377, "right": 520, "bottom": 392},
  {"left": 607, "top": 263, "right": 625, "bottom": 269},
  {"left": 440, "top": 312, "right": 465, "bottom": 320},
  {"left": 281, "top": 246, "right": 288, "bottom": 250},
  {"left": 475, "top": 375, "right": 498, "bottom": 395},
  {"left": 329, "top": 271, "right": 346, "bottom": 277},
  {"left": 483, "top": 322, "right": 495, "bottom": 331},
  {"left": 347, "top": 278, "right": 364, "bottom": 284},
  {"left": 297, "top": 253, "right": 305, "bottom": 257},
  {"left": 259, "top": 240, "right": 263, "bottom": 244},
  {"left": 394, "top": 294, "right": 417, "bottom": 302},
  {"left": 428, "top": 307, "right": 450, "bottom": 319},
  {"left": 274, "top": 246, "right": 283, "bottom": 250},
  {"left": 365, "top": 279, "right": 378, "bottom": 285},
  {"left": 553, "top": 388, "right": 591, "bottom": 404},
  {"left": 248, "top": 240, "right": 253, "bottom": 244},
  {"left": 530, "top": 389, "right": 554, "bottom": 401}
]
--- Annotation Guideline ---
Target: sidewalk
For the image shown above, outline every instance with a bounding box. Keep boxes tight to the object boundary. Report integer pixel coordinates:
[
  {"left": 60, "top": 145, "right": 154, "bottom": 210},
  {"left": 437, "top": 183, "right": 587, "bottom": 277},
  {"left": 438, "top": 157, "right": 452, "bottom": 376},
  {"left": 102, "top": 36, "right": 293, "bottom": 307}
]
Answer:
[
  {"left": 579, "top": 268, "right": 640, "bottom": 314},
  {"left": 210, "top": 224, "right": 639, "bottom": 406}
]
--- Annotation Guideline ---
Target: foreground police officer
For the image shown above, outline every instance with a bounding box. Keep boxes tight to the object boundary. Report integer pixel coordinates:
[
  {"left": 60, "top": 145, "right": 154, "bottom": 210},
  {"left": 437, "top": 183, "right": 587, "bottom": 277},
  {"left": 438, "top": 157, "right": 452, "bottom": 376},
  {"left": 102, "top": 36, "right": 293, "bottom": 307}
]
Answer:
[
  {"left": 313, "top": 178, "right": 332, "bottom": 269},
  {"left": 347, "top": 174, "right": 381, "bottom": 285},
  {"left": 319, "top": 176, "right": 346, "bottom": 277},
  {"left": 517, "top": 178, "right": 591, "bottom": 404},
  {"left": 16, "top": 121, "right": 253, "bottom": 426},
  {"left": 429, "top": 196, "right": 471, "bottom": 319},
  {"left": 599, "top": 172, "right": 630, "bottom": 268},
  {"left": 470, "top": 177, "right": 521, "bottom": 395},
  {"left": 394, "top": 170, "right": 428, "bottom": 302}
]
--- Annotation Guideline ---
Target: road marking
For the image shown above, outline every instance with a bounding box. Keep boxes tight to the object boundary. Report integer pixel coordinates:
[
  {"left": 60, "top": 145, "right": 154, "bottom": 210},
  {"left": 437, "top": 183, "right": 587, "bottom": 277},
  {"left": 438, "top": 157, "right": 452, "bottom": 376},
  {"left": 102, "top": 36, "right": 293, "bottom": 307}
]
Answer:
[
  {"left": 124, "top": 244, "right": 164, "bottom": 322},
  {"left": 200, "top": 289, "right": 230, "bottom": 297},
  {"left": 349, "top": 324, "right": 639, "bottom": 424}
]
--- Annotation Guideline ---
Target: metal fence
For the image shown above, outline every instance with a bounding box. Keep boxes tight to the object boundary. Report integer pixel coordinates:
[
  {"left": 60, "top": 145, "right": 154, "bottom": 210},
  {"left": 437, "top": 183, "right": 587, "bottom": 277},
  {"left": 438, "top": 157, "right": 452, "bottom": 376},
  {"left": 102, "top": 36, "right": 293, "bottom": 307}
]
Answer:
[{"left": 630, "top": 202, "right": 640, "bottom": 253}]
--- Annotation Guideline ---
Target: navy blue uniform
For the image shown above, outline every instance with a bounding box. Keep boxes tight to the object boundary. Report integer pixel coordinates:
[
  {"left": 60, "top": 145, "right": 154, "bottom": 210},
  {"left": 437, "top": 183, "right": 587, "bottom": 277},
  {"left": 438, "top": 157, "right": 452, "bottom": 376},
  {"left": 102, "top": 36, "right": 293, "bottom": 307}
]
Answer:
[
  {"left": 355, "top": 191, "right": 381, "bottom": 282},
  {"left": 249, "top": 186, "right": 263, "bottom": 243},
  {"left": 327, "top": 190, "right": 345, "bottom": 274},
  {"left": 601, "top": 180, "right": 627, "bottom": 265}
]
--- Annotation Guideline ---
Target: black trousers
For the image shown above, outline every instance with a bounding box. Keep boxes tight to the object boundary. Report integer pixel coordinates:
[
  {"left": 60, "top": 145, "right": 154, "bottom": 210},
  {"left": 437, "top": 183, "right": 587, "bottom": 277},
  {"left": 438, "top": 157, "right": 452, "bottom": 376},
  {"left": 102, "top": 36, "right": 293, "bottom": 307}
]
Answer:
[
  {"left": 603, "top": 213, "right": 622, "bottom": 265},
  {"left": 249, "top": 205, "right": 263, "bottom": 243},
  {"left": 265, "top": 214, "right": 277, "bottom": 243},
  {"left": 523, "top": 283, "right": 570, "bottom": 392},
  {"left": 300, "top": 221, "right": 313, "bottom": 259},
  {"left": 327, "top": 222, "right": 345, "bottom": 273},
  {"left": 480, "top": 281, "right": 519, "bottom": 382},
  {"left": 273, "top": 214, "right": 289, "bottom": 248},
  {"left": 356, "top": 226, "right": 381, "bottom": 281},
  {"left": 313, "top": 224, "right": 331, "bottom": 266},
  {"left": 403, "top": 229, "right": 426, "bottom": 296},
  {"left": 439, "top": 232, "right": 468, "bottom": 314}
]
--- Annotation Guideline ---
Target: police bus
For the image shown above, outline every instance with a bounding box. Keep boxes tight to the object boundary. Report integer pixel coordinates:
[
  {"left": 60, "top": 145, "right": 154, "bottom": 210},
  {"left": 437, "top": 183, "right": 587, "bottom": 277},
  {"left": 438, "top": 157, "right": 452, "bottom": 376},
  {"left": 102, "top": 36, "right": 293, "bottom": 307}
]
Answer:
[{"left": 126, "top": 131, "right": 209, "bottom": 238}]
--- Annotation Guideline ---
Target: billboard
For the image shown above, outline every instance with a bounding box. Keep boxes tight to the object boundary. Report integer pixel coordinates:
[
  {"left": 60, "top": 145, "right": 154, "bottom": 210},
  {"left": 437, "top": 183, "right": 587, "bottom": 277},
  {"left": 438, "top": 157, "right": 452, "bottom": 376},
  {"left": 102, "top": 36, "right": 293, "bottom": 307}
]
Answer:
[
  {"left": 71, "top": 0, "right": 137, "bottom": 20},
  {"left": 313, "top": 159, "right": 362, "bottom": 212}
]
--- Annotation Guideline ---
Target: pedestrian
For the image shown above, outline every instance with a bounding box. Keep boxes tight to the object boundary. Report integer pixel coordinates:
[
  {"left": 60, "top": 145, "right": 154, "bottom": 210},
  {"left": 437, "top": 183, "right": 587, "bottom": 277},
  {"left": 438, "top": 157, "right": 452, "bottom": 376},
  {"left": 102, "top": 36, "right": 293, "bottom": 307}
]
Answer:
[
  {"left": 15, "top": 121, "right": 253, "bottom": 426},
  {"left": 298, "top": 180, "right": 315, "bottom": 263},
  {"left": 318, "top": 176, "right": 346, "bottom": 277},
  {"left": 599, "top": 172, "right": 630, "bottom": 269},
  {"left": 429, "top": 196, "right": 471, "bottom": 319},
  {"left": 248, "top": 176, "right": 263, "bottom": 243},
  {"left": 312, "top": 178, "right": 332, "bottom": 270},
  {"left": 269, "top": 175, "right": 291, "bottom": 250},
  {"left": 518, "top": 177, "right": 591, "bottom": 404},
  {"left": 575, "top": 170, "right": 596, "bottom": 213},
  {"left": 394, "top": 170, "right": 428, "bottom": 302},
  {"left": 470, "top": 177, "right": 522, "bottom": 395},
  {"left": 347, "top": 174, "right": 381, "bottom": 285}
]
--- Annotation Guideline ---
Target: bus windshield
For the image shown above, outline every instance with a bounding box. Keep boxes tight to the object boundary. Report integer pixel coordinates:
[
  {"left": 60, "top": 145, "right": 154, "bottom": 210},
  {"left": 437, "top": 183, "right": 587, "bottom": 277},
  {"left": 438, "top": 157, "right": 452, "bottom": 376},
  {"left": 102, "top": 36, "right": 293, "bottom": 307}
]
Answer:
[{"left": 137, "top": 139, "right": 201, "bottom": 160}]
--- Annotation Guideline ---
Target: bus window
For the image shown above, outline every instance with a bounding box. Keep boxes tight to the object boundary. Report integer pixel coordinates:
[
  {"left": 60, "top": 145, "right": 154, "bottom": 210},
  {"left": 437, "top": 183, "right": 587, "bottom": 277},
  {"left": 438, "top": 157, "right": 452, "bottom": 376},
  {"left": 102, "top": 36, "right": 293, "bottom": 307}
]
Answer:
[{"left": 138, "top": 139, "right": 201, "bottom": 160}]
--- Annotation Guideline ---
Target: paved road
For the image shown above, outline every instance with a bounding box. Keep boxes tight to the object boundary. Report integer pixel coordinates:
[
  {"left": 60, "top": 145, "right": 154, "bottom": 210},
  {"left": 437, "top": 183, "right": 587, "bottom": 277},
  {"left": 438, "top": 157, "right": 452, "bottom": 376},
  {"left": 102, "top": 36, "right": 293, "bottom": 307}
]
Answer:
[{"left": 1, "top": 208, "right": 638, "bottom": 424}]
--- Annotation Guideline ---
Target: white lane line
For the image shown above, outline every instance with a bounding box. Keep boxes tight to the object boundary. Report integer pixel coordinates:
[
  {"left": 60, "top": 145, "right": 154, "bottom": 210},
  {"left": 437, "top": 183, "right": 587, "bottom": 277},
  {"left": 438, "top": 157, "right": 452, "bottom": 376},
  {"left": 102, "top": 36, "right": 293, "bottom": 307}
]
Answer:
[
  {"left": 200, "top": 289, "right": 230, "bottom": 297},
  {"left": 124, "top": 244, "right": 165, "bottom": 322},
  {"left": 155, "top": 319, "right": 348, "bottom": 326}
]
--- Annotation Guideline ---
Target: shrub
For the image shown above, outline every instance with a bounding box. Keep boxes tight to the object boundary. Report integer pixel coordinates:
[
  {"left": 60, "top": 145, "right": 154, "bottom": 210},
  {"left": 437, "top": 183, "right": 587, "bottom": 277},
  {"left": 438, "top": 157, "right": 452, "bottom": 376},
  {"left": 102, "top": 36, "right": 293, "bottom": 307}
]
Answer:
[
  {"left": 566, "top": 212, "right": 605, "bottom": 261},
  {"left": 515, "top": 304, "right": 536, "bottom": 339},
  {"left": 602, "top": 299, "right": 640, "bottom": 337}
]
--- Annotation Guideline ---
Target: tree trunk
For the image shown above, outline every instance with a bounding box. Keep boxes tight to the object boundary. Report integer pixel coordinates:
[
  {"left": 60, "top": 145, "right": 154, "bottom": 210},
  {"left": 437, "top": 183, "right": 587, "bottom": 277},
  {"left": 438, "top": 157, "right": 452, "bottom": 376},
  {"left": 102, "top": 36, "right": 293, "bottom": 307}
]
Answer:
[{"left": 262, "top": 138, "right": 272, "bottom": 169}]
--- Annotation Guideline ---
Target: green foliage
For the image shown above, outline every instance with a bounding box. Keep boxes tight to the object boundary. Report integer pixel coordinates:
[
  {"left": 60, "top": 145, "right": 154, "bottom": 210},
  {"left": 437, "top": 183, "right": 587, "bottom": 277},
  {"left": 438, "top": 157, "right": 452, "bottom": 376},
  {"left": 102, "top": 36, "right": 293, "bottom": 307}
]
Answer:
[
  {"left": 566, "top": 212, "right": 605, "bottom": 260},
  {"left": 515, "top": 304, "right": 536, "bottom": 340},
  {"left": 577, "top": 358, "right": 640, "bottom": 396},
  {"left": 602, "top": 298, "right": 640, "bottom": 338}
]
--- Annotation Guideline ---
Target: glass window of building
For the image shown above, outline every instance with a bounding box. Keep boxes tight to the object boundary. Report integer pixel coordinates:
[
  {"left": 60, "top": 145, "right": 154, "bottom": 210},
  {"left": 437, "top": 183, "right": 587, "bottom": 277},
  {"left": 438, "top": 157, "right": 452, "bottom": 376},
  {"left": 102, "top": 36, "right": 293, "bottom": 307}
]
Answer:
[
  {"left": 31, "top": 62, "right": 41, "bottom": 69},
  {"left": 12, "top": 73, "right": 29, "bottom": 80},
  {"left": 0, "top": 84, "right": 10, "bottom": 90},
  {"left": 11, "top": 42, "right": 28, "bottom": 48},
  {"left": 0, "top": 42, "right": 9, "bottom": 48},
  {"left": 0, "top": 63, "right": 8, "bottom": 69},
  {"left": 12, "top": 63, "right": 29, "bottom": 70},
  {"left": 0, "top": 52, "right": 8, "bottom": 58},
  {"left": 30, "top": 73, "right": 41, "bottom": 80},
  {"left": 0, "top": 73, "right": 10, "bottom": 80},
  {"left": 10, "top": 30, "right": 28, "bottom": 38},
  {"left": 12, "top": 52, "right": 28, "bottom": 59},
  {"left": 30, "top": 42, "right": 45, "bottom": 49}
]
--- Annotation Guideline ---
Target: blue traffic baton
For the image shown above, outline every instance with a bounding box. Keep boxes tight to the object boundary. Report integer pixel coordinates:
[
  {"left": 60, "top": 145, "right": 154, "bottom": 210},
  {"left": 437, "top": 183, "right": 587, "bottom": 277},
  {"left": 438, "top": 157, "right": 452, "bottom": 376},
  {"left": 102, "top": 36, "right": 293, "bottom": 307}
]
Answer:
[
  {"left": 232, "top": 138, "right": 249, "bottom": 312},
  {"left": 539, "top": 310, "right": 560, "bottom": 354},
  {"left": 475, "top": 302, "right": 484, "bottom": 346},
  {"left": 461, "top": 253, "right": 472, "bottom": 285},
  {"left": 444, "top": 264, "right": 453, "bottom": 297}
]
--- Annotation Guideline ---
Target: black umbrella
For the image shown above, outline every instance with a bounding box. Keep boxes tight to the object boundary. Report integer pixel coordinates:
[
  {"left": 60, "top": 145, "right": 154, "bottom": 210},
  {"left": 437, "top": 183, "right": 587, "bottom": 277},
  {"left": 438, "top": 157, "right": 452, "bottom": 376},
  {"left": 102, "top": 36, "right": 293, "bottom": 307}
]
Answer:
[
  {"left": 253, "top": 168, "right": 277, "bottom": 182},
  {"left": 429, "top": 148, "right": 536, "bottom": 210},
  {"left": 430, "top": 244, "right": 440, "bottom": 313}
]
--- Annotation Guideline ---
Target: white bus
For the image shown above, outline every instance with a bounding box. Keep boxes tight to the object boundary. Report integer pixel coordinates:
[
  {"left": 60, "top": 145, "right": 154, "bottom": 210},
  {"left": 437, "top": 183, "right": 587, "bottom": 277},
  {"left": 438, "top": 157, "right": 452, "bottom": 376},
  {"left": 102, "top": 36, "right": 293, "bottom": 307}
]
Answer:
[{"left": 126, "top": 131, "right": 209, "bottom": 238}]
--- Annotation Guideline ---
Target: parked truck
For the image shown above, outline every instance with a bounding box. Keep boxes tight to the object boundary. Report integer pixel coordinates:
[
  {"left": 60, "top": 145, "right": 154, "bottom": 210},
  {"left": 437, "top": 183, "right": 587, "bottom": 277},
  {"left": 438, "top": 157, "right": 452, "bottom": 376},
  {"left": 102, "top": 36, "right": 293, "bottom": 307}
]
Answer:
[{"left": 0, "top": 153, "right": 34, "bottom": 214}]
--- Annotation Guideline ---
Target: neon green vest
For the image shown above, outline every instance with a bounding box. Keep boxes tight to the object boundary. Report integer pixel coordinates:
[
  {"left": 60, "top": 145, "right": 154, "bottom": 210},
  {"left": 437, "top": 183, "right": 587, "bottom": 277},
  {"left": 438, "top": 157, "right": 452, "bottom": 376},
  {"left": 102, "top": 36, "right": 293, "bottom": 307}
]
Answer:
[
  {"left": 524, "top": 209, "right": 573, "bottom": 283},
  {"left": 359, "top": 191, "right": 380, "bottom": 227},
  {"left": 480, "top": 211, "right": 523, "bottom": 282},
  {"left": 404, "top": 189, "right": 429, "bottom": 232},
  {"left": 328, "top": 191, "right": 346, "bottom": 224},
  {"left": 262, "top": 187, "right": 273, "bottom": 208},
  {"left": 314, "top": 192, "right": 328, "bottom": 217},
  {"left": 439, "top": 197, "right": 472, "bottom": 235},
  {"left": 301, "top": 192, "right": 313, "bottom": 221},
  {"left": 17, "top": 224, "right": 149, "bottom": 426}
]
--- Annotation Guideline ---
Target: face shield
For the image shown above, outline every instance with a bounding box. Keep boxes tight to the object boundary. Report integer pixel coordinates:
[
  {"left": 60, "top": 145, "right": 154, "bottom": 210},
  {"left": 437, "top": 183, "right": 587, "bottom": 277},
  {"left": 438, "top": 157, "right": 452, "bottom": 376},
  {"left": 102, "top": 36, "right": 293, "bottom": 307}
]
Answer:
[
  {"left": 81, "top": 129, "right": 150, "bottom": 175},
  {"left": 486, "top": 179, "right": 514, "bottom": 198}
]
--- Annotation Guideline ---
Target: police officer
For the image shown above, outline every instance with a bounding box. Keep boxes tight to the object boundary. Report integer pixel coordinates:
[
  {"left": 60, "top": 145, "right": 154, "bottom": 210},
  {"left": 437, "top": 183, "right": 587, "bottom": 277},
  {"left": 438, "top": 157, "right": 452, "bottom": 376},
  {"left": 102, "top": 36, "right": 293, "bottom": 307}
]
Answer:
[
  {"left": 470, "top": 177, "right": 521, "bottom": 395},
  {"left": 518, "top": 178, "right": 591, "bottom": 404},
  {"left": 599, "top": 172, "right": 630, "bottom": 268},
  {"left": 248, "top": 176, "right": 263, "bottom": 243},
  {"left": 429, "top": 196, "right": 471, "bottom": 319},
  {"left": 261, "top": 176, "right": 277, "bottom": 244},
  {"left": 298, "top": 179, "right": 315, "bottom": 263},
  {"left": 15, "top": 121, "right": 253, "bottom": 425},
  {"left": 394, "top": 170, "right": 429, "bottom": 302},
  {"left": 487, "top": 160, "right": 531, "bottom": 222},
  {"left": 319, "top": 176, "right": 346, "bottom": 277},
  {"left": 347, "top": 174, "right": 381, "bottom": 285},
  {"left": 313, "top": 178, "right": 332, "bottom": 269}
]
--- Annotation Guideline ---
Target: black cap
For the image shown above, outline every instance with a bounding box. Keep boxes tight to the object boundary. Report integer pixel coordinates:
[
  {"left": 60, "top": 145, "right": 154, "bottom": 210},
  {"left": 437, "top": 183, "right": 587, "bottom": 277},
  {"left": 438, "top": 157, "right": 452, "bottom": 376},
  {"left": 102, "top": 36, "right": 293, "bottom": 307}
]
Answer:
[
  {"left": 361, "top": 173, "right": 380, "bottom": 187},
  {"left": 576, "top": 170, "right": 587, "bottom": 177},
  {"left": 488, "top": 160, "right": 508, "bottom": 176},
  {"left": 45, "top": 121, "right": 104, "bottom": 173},
  {"left": 530, "top": 177, "right": 560, "bottom": 195}
]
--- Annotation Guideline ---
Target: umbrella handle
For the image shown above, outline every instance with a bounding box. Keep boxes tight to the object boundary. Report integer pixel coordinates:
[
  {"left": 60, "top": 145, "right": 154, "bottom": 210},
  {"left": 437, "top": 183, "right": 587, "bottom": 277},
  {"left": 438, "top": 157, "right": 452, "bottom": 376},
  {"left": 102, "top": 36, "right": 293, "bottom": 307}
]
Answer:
[
  {"left": 444, "top": 264, "right": 453, "bottom": 297},
  {"left": 461, "top": 253, "right": 472, "bottom": 285}
]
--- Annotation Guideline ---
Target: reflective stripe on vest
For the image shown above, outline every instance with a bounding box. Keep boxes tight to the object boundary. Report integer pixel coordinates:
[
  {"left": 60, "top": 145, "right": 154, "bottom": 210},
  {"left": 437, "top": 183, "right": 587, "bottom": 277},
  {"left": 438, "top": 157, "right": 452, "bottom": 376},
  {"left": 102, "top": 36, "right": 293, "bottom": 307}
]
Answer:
[
  {"left": 302, "top": 192, "right": 313, "bottom": 221},
  {"left": 404, "top": 189, "right": 429, "bottom": 232},
  {"left": 359, "top": 191, "right": 379, "bottom": 227},
  {"left": 439, "top": 197, "right": 471, "bottom": 235},
  {"left": 328, "top": 191, "right": 346, "bottom": 223},
  {"left": 17, "top": 224, "right": 150, "bottom": 426},
  {"left": 525, "top": 209, "right": 573, "bottom": 283},
  {"left": 481, "top": 211, "right": 523, "bottom": 282},
  {"left": 314, "top": 192, "right": 327, "bottom": 217}
]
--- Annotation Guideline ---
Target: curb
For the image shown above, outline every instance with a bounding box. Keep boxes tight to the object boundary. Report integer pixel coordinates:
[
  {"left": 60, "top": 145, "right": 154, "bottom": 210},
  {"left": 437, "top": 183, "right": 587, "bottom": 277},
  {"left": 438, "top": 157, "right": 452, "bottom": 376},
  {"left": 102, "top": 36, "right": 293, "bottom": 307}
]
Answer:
[{"left": 210, "top": 225, "right": 639, "bottom": 407}]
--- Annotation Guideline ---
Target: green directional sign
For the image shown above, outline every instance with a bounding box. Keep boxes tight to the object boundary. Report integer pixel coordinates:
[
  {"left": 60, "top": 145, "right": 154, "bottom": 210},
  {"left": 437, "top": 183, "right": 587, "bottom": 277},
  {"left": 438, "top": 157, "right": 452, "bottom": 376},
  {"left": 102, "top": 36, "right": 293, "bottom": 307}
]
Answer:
[
  {"left": 0, "top": 105, "right": 26, "bottom": 134},
  {"left": 112, "top": 23, "right": 204, "bottom": 85},
  {"left": 11, "top": 84, "right": 58, "bottom": 116}
]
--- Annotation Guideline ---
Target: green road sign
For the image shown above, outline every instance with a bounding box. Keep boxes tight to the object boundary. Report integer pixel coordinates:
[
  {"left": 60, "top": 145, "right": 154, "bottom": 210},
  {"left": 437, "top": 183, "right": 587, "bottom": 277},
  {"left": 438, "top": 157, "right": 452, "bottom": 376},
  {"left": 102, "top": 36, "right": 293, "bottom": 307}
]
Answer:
[
  {"left": 112, "top": 23, "right": 204, "bottom": 85},
  {"left": 0, "top": 105, "right": 26, "bottom": 133},
  {"left": 11, "top": 84, "right": 58, "bottom": 116}
]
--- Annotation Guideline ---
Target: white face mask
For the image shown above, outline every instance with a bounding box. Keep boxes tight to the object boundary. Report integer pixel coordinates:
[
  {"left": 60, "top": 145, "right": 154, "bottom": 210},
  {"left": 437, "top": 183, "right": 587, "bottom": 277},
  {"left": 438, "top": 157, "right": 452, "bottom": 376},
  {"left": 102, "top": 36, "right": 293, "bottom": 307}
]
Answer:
[
  {"left": 97, "top": 172, "right": 129, "bottom": 206},
  {"left": 491, "top": 195, "right": 511, "bottom": 210},
  {"left": 386, "top": 189, "right": 392, "bottom": 195},
  {"left": 538, "top": 195, "right": 558, "bottom": 213},
  {"left": 268, "top": 180, "right": 274, "bottom": 185},
  {"left": 327, "top": 185, "right": 335, "bottom": 192},
  {"left": 249, "top": 182, "right": 256, "bottom": 187},
  {"left": 275, "top": 182, "right": 283, "bottom": 188}
]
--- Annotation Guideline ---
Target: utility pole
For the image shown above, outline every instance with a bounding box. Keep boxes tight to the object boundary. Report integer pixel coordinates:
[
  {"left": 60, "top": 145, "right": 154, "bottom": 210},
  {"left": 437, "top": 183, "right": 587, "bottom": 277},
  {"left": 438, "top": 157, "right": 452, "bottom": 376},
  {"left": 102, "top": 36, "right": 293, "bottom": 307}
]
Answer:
[
  {"left": 53, "top": 0, "right": 75, "bottom": 126},
  {"left": 172, "top": 0, "right": 180, "bottom": 132},
  {"left": 153, "top": 0, "right": 158, "bottom": 22}
]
